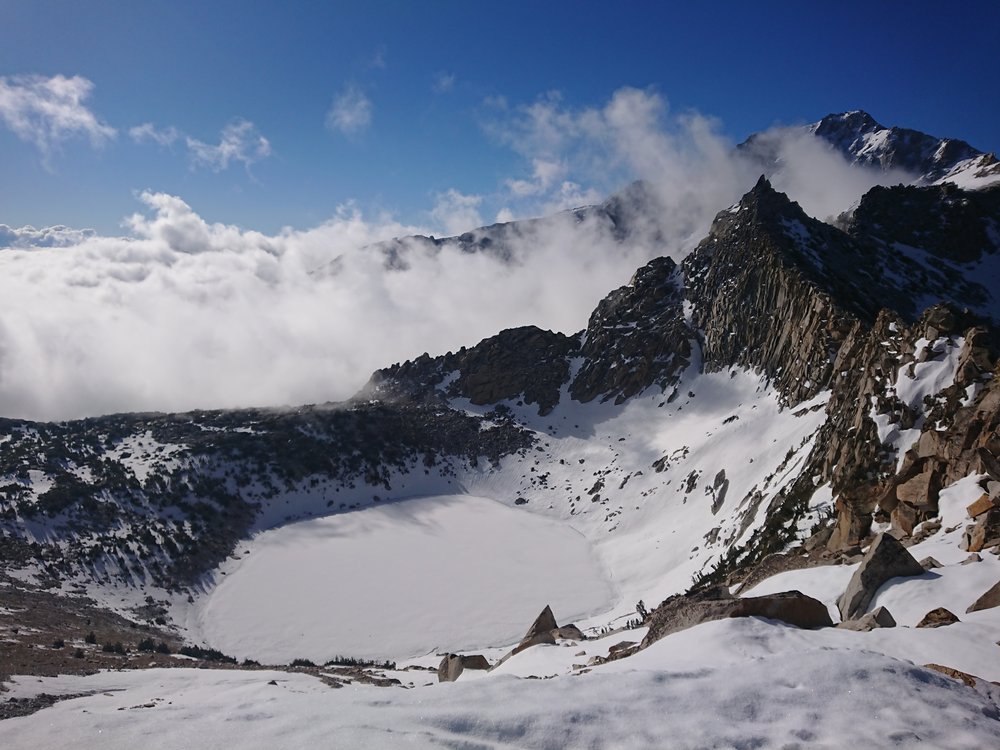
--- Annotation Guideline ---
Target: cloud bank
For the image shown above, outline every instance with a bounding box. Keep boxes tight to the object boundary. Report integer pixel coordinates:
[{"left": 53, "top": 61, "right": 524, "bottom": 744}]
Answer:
[
  {"left": 0, "top": 191, "right": 664, "bottom": 421},
  {"left": 0, "top": 87, "right": 913, "bottom": 421}
]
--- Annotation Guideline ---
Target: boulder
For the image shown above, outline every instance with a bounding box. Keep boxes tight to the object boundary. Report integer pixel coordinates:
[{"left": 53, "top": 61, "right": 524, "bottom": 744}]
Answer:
[
  {"left": 890, "top": 502, "right": 917, "bottom": 537},
  {"left": 522, "top": 605, "right": 558, "bottom": 641},
  {"left": 642, "top": 588, "right": 831, "bottom": 647},
  {"left": 437, "top": 654, "right": 464, "bottom": 682},
  {"left": 836, "top": 533, "right": 925, "bottom": 621},
  {"left": 916, "top": 608, "right": 960, "bottom": 628},
  {"left": 837, "top": 605, "right": 896, "bottom": 631},
  {"left": 437, "top": 653, "right": 492, "bottom": 682},
  {"left": 962, "top": 518, "right": 988, "bottom": 553},
  {"left": 500, "top": 605, "right": 583, "bottom": 661},
  {"left": 552, "top": 624, "right": 585, "bottom": 641},
  {"left": 916, "top": 430, "right": 943, "bottom": 459},
  {"left": 896, "top": 470, "right": 938, "bottom": 509},
  {"left": 459, "top": 654, "right": 491, "bottom": 671},
  {"left": 966, "top": 579, "right": 1000, "bottom": 613},
  {"left": 967, "top": 494, "right": 996, "bottom": 518}
]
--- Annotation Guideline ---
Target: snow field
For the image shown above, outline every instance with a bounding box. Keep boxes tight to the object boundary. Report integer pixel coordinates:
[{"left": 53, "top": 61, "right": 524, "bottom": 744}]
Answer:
[
  {"left": 193, "top": 494, "right": 615, "bottom": 662},
  {"left": 3, "top": 636, "right": 999, "bottom": 750}
]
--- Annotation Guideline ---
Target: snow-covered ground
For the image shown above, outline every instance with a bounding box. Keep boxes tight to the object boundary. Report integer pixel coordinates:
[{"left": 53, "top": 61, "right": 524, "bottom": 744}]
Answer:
[
  {"left": 4, "top": 321, "right": 999, "bottom": 745},
  {"left": 191, "top": 494, "right": 614, "bottom": 662},
  {"left": 3, "top": 619, "right": 999, "bottom": 749}
]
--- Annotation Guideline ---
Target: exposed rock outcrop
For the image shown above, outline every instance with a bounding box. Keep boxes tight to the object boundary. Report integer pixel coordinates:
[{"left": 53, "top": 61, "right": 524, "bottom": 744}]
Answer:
[
  {"left": 570, "top": 257, "right": 692, "bottom": 404},
  {"left": 364, "top": 326, "right": 578, "bottom": 416},
  {"left": 642, "top": 587, "right": 832, "bottom": 647}
]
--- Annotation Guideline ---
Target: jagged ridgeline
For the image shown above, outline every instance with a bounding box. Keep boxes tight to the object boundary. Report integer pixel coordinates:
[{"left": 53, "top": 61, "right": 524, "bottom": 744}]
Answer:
[{"left": 1, "top": 142, "right": 999, "bottom": 603}]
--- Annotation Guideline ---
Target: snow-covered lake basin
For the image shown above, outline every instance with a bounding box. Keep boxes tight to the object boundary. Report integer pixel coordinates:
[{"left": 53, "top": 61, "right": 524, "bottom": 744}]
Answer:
[{"left": 194, "top": 494, "right": 615, "bottom": 662}]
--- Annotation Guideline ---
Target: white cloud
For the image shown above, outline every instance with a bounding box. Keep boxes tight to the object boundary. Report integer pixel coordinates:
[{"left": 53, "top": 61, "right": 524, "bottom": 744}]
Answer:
[
  {"left": 487, "top": 86, "right": 906, "bottom": 250},
  {"left": 506, "top": 158, "right": 565, "bottom": 197},
  {"left": 742, "top": 127, "right": 915, "bottom": 221},
  {"left": 430, "top": 189, "right": 483, "bottom": 235},
  {"left": 0, "top": 224, "right": 96, "bottom": 249},
  {"left": 185, "top": 119, "right": 271, "bottom": 172},
  {"left": 0, "top": 74, "right": 116, "bottom": 164},
  {"left": 0, "top": 186, "right": 668, "bottom": 421},
  {"left": 326, "top": 84, "right": 372, "bottom": 135},
  {"left": 0, "top": 89, "right": 917, "bottom": 422},
  {"left": 433, "top": 72, "right": 456, "bottom": 93},
  {"left": 129, "top": 122, "right": 180, "bottom": 146}
]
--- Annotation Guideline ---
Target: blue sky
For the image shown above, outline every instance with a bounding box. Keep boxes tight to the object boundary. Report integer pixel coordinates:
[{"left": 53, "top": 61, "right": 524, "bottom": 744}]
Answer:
[{"left": 2, "top": 0, "right": 999, "bottom": 235}]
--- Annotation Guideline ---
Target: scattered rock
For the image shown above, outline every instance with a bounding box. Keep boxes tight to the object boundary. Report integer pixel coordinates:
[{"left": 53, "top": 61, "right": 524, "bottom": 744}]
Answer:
[
  {"left": 836, "top": 533, "right": 925, "bottom": 621},
  {"left": 961, "top": 553, "right": 983, "bottom": 565},
  {"left": 608, "top": 640, "right": 636, "bottom": 655},
  {"left": 918, "top": 556, "right": 943, "bottom": 570},
  {"left": 837, "top": 605, "right": 897, "bottom": 631},
  {"left": 916, "top": 608, "right": 960, "bottom": 628},
  {"left": 966, "top": 580, "right": 1000, "bottom": 613}
]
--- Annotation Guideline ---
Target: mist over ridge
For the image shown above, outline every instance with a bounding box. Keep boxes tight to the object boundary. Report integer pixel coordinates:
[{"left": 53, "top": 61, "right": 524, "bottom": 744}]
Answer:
[{"left": 0, "top": 94, "right": 922, "bottom": 421}]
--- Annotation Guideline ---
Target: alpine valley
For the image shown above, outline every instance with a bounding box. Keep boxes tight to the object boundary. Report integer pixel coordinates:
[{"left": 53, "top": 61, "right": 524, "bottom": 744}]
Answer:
[{"left": 3, "top": 111, "right": 1000, "bottom": 748}]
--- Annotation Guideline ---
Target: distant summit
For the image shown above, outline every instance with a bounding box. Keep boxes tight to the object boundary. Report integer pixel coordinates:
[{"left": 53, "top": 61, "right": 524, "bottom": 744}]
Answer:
[
  {"left": 742, "top": 110, "right": 1000, "bottom": 189},
  {"left": 809, "top": 110, "right": 989, "bottom": 183}
]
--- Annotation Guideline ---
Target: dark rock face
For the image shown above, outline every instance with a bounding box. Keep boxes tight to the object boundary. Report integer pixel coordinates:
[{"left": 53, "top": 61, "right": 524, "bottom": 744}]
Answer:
[
  {"left": 681, "top": 177, "right": 931, "bottom": 407},
  {"left": 837, "top": 533, "right": 925, "bottom": 621},
  {"left": 570, "top": 257, "right": 692, "bottom": 405},
  {"left": 364, "top": 326, "right": 578, "bottom": 416},
  {"left": 641, "top": 587, "right": 831, "bottom": 647},
  {"left": 848, "top": 183, "right": 1000, "bottom": 266}
]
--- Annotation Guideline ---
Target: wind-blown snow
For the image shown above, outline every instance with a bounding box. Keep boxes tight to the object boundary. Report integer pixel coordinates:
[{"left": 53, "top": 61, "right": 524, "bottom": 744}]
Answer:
[
  {"left": 192, "top": 494, "right": 614, "bottom": 662},
  {"left": 3, "top": 634, "right": 998, "bottom": 749}
]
